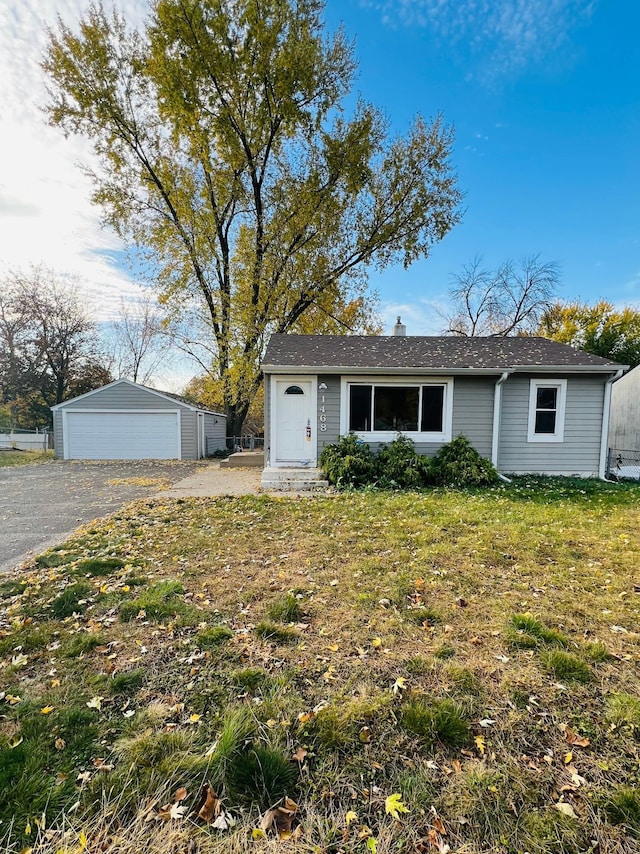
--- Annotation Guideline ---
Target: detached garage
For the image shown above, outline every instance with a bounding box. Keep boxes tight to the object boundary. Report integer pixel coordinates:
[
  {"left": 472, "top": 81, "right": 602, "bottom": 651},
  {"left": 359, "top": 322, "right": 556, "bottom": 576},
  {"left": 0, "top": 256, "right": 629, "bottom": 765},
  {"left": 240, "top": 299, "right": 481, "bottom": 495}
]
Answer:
[{"left": 52, "top": 379, "right": 226, "bottom": 460}]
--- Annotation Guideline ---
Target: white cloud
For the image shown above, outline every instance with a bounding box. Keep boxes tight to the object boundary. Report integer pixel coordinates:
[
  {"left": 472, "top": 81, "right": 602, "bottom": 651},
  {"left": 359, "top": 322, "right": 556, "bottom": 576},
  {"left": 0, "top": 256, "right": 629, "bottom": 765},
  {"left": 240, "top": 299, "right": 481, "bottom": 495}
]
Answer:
[
  {"left": 381, "top": 297, "right": 450, "bottom": 335},
  {"left": 0, "top": 0, "right": 149, "bottom": 321},
  {"left": 362, "top": 0, "right": 596, "bottom": 77}
]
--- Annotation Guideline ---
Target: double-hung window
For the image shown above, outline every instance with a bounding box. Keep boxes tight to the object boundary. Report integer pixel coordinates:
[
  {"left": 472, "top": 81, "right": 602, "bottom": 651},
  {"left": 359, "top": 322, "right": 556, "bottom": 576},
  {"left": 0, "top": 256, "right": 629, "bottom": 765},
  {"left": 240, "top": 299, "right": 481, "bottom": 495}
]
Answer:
[
  {"left": 527, "top": 379, "right": 567, "bottom": 442},
  {"left": 343, "top": 379, "right": 453, "bottom": 441}
]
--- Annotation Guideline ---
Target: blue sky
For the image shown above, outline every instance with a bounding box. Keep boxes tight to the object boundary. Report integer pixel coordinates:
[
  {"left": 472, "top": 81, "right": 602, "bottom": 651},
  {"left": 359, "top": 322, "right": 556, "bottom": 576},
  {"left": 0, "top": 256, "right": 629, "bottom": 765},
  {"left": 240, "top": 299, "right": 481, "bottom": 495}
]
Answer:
[
  {"left": 321, "top": 0, "right": 640, "bottom": 332},
  {"left": 0, "top": 0, "right": 638, "bottom": 386}
]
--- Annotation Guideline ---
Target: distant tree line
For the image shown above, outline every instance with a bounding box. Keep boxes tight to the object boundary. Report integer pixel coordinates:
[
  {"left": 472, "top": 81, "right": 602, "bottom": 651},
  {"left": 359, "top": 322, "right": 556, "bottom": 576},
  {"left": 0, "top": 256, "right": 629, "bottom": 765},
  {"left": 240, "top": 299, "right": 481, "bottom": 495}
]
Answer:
[
  {"left": 0, "top": 268, "right": 171, "bottom": 431},
  {"left": 444, "top": 255, "right": 640, "bottom": 368}
]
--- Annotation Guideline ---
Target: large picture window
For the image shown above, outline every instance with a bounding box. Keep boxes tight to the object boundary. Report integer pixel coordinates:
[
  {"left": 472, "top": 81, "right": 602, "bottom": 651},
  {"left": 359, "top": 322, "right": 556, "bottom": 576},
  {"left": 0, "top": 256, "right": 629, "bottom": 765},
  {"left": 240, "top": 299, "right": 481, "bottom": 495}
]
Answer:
[
  {"left": 527, "top": 379, "right": 567, "bottom": 442},
  {"left": 345, "top": 380, "right": 452, "bottom": 440}
]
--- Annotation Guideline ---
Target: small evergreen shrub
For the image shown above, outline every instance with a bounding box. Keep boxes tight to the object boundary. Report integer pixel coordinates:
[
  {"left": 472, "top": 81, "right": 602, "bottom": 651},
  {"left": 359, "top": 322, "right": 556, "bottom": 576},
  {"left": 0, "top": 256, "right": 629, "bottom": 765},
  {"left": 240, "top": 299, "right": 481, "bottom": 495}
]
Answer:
[
  {"left": 376, "top": 434, "right": 430, "bottom": 488},
  {"left": 430, "top": 435, "right": 499, "bottom": 487},
  {"left": 320, "top": 433, "right": 497, "bottom": 489},
  {"left": 319, "top": 433, "right": 377, "bottom": 487}
]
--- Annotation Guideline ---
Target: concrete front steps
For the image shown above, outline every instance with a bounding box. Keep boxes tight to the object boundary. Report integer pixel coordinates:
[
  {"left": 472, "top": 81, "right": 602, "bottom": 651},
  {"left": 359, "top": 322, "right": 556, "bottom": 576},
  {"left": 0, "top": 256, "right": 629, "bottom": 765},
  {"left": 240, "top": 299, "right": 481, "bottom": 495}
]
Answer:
[
  {"left": 220, "top": 451, "right": 264, "bottom": 468},
  {"left": 261, "top": 467, "right": 330, "bottom": 492}
]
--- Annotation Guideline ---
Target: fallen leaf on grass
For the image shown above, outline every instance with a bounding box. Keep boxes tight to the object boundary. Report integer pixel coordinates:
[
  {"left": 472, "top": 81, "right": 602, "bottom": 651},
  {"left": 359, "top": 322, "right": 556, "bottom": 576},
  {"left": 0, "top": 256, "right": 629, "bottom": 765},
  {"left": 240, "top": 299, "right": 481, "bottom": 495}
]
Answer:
[
  {"left": 554, "top": 802, "right": 577, "bottom": 819},
  {"left": 40, "top": 706, "right": 54, "bottom": 715},
  {"left": 345, "top": 810, "right": 358, "bottom": 826},
  {"left": 86, "top": 696, "right": 104, "bottom": 710},
  {"left": 563, "top": 726, "right": 590, "bottom": 748},
  {"left": 260, "top": 796, "right": 299, "bottom": 837},
  {"left": 291, "top": 747, "right": 308, "bottom": 762},
  {"left": 474, "top": 735, "right": 486, "bottom": 755},
  {"left": 427, "top": 829, "right": 451, "bottom": 853},
  {"left": 385, "top": 793, "right": 410, "bottom": 820}
]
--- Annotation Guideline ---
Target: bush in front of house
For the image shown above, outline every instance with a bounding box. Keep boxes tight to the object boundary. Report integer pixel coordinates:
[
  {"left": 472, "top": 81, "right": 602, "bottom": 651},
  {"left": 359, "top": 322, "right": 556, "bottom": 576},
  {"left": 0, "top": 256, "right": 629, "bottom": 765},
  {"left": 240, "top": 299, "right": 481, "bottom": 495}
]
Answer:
[
  {"left": 376, "top": 434, "right": 430, "bottom": 488},
  {"left": 429, "top": 435, "right": 499, "bottom": 487},
  {"left": 318, "top": 432, "right": 377, "bottom": 487},
  {"left": 320, "top": 433, "right": 498, "bottom": 489}
]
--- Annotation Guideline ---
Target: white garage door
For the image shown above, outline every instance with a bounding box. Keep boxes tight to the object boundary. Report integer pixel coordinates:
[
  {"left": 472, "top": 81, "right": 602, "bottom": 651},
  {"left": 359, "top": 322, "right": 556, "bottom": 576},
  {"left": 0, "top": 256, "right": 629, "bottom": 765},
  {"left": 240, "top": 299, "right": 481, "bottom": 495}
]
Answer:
[{"left": 64, "top": 411, "right": 180, "bottom": 460}]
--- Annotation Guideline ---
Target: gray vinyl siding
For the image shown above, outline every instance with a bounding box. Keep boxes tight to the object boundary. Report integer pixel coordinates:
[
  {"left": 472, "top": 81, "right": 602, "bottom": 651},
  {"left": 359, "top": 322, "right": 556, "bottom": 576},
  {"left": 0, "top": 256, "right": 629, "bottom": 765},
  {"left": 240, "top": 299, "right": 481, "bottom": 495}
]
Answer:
[
  {"left": 181, "top": 411, "right": 197, "bottom": 459},
  {"left": 498, "top": 374, "right": 605, "bottom": 475},
  {"left": 451, "top": 376, "right": 493, "bottom": 458},
  {"left": 53, "top": 410, "right": 63, "bottom": 458},
  {"left": 317, "top": 374, "right": 341, "bottom": 457},
  {"left": 204, "top": 412, "right": 226, "bottom": 453},
  {"left": 60, "top": 383, "right": 192, "bottom": 412}
]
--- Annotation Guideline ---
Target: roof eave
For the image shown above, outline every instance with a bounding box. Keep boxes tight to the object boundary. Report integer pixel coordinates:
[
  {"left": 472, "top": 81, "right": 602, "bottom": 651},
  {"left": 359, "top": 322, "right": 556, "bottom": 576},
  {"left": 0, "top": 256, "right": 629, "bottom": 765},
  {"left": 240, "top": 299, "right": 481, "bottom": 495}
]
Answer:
[{"left": 262, "top": 364, "right": 625, "bottom": 375}]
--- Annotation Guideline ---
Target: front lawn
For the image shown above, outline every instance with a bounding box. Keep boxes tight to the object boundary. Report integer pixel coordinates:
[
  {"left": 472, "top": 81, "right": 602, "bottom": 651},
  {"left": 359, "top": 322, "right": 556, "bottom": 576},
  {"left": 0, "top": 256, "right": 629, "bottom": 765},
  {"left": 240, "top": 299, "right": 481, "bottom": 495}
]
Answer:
[
  {"left": 0, "top": 449, "right": 53, "bottom": 467},
  {"left": 1, "top": 478, "right": 640, "bottom": 853}
]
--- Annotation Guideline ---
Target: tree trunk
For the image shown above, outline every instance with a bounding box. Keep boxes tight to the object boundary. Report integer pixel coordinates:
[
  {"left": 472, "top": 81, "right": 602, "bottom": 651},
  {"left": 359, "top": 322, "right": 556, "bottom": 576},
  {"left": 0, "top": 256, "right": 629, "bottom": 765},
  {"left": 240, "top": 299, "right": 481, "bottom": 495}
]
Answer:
[{"left": 225, "top": 402, "right": 250, "bottom": 440}]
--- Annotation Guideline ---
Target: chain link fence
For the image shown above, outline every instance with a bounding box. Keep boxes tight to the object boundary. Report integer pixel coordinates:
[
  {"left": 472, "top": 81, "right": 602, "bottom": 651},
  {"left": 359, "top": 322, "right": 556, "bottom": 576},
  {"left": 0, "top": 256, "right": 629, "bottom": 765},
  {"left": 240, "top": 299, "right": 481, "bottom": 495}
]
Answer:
[{"left": 607, "top": 448, "right": 640, "bottom": 481}]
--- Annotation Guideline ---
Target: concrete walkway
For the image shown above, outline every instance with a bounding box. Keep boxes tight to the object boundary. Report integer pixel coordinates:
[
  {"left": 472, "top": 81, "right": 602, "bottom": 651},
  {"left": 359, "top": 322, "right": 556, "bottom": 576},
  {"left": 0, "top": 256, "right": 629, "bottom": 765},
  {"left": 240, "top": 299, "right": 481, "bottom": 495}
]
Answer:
[{"left": 156, "top": 460, "right": 262, "bottom": 497}]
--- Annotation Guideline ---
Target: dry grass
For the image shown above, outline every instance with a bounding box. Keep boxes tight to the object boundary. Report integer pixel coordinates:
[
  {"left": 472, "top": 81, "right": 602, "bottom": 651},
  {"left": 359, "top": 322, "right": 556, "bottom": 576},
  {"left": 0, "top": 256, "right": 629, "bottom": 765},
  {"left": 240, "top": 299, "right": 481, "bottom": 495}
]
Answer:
[
  {"left": 0, "top": 449, "right": 53, "bottom": 467},
  {"left": 1, "top": 477, "right": 640, "bottom": 852}
]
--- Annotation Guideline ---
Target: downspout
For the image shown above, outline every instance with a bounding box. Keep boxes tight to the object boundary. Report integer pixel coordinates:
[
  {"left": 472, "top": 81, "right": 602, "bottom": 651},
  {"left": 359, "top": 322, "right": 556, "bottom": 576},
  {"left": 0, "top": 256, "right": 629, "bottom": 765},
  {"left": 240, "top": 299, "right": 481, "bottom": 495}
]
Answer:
[
  {"left": 492, "top": 371, "right": 512, "bottom": 481},
  {"left": 599, "top": 369, "right": 624, "bottom": 480}
]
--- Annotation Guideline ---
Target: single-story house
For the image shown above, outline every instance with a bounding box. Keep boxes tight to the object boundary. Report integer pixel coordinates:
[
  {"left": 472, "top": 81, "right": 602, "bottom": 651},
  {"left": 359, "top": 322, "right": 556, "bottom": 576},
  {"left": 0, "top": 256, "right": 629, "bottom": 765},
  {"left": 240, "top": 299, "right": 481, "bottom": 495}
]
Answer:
[
  {"left": 261, "top": 330, "right": 627, "bottom": 482},
  {"left": 52, "top": 378, "right": 226, "bottom": 460},
  {"left": 609, "top": 364, "right": 640, "bottom": 452}
]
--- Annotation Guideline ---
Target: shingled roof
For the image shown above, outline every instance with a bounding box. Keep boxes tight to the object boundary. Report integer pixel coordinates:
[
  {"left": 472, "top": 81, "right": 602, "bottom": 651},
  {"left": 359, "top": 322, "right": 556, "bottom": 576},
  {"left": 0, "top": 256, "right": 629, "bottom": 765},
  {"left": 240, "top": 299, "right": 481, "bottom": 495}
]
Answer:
[{"left": 263, "top": 335, "right": 625, "bottom": 372}]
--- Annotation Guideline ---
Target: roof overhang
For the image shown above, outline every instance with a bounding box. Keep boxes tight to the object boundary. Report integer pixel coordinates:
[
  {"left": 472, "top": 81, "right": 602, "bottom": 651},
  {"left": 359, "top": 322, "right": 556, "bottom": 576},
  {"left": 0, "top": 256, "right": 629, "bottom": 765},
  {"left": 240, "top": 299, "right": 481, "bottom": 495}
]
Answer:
[{"left": 262, "top": 364, "right": 627, "bottom": 376}]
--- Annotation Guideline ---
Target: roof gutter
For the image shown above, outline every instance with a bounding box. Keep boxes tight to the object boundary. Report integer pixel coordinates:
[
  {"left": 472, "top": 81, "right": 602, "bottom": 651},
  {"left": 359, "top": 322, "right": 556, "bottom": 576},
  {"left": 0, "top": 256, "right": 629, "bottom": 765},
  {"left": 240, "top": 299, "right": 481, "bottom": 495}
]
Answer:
[
  {"left": 491, "top": 371, "right": 512, "bottom": 469},
  {"left": 599, "top": 368, "right": 625, "bottom": 480}
]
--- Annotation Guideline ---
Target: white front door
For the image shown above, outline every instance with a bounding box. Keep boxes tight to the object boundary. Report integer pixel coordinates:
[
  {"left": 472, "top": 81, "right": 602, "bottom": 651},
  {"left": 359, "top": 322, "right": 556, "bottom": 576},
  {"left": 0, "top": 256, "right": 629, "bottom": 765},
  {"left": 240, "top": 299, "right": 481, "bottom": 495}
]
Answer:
[{"left": 274, "top": 379, "right": 315, "bottom": 464}]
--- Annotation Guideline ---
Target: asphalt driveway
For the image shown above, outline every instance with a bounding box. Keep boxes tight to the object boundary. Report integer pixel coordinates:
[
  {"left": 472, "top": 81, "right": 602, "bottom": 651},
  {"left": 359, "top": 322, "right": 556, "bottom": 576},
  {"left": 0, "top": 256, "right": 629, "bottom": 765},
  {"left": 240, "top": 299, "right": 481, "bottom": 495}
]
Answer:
[{"left": 0, "top": 460, "right": 205, "bottom": 574}]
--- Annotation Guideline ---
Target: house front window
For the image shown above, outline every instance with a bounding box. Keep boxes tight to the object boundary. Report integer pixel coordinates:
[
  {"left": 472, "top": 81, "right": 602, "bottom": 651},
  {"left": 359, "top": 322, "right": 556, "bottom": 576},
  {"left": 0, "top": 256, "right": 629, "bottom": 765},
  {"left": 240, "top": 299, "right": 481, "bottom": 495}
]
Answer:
[
  {"left": 527, "top": 379, "right": 567, "bottom": 442},
  {"left": 344, "top": 379, "right": 453, "bottom": 441}
]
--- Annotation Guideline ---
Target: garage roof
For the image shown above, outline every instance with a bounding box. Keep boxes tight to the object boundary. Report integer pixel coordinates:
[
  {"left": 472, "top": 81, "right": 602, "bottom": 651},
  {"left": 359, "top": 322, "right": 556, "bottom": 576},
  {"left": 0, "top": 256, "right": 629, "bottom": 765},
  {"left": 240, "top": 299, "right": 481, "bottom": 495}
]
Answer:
[{"left": 51, "top": 378, "right": 225, "bottom": 415}]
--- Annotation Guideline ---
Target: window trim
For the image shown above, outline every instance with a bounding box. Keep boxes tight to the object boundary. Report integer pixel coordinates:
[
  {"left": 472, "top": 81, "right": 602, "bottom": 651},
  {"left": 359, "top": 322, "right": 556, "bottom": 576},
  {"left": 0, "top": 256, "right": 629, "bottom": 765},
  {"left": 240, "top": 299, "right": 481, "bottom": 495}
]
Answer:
[
  {"left": 340, "top": 376, "right": 454, "bottom": 442},
  {"left": 527, "top": 379, "right": 567, "bottom": 443}
]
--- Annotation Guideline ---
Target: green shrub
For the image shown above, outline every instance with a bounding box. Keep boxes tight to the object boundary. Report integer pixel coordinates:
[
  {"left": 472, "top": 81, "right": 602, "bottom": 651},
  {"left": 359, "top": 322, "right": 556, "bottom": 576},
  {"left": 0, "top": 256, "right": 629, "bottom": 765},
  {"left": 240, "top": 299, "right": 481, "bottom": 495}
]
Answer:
[
  {"left": 320, "top": 433, "right": 498, "bottom": 489},
  {"left": 376, "top": 434, "right": 429, "bottom": 488},
  {"left": 319, "top": 433, "right": 377, "bottom": 487},
  {"left": 430, "top": 435, "right": 498, "bottom": 487}
]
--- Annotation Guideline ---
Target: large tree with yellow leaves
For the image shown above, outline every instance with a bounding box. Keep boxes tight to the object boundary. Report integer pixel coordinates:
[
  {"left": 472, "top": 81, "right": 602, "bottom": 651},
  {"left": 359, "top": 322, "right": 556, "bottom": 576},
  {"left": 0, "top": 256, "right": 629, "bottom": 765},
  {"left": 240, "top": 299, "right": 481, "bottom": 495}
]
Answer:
[{"left": 44, "top": 0, "right": 462, "bottom": 433}]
